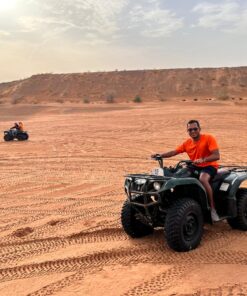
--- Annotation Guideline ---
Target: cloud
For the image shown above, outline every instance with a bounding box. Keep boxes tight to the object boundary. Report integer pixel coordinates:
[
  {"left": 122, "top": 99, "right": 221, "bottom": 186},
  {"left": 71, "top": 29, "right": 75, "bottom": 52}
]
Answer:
[
  {"left": 0, "top": 30, "right": 10, "bottom": 37},
  {"left": 0, "top": 0, "right": 127, "bottom": 45},
  {"left": 18, "top": 16, "right": 74, "bottom": 33},
  {"left": 192, "top": 1, "right": 247, "bottom": 34},
  {"left": 2, "top": 0, "right": 183, "bottom": 45},
  {"left": 128, "top": 1, "right": 183, "bottom": 37},
  {"left": 27, "top": 0, "right": 127, "bottom": 41}
]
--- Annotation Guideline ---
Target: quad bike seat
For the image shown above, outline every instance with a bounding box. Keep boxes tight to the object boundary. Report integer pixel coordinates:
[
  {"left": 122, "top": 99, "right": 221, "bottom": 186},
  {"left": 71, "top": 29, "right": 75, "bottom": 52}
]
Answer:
[
  {"left": 211, "top": 168, "right": 231, "bottom": 182},
  {"left": 173, "top": 167, "right": 192, "bottom": 178}
]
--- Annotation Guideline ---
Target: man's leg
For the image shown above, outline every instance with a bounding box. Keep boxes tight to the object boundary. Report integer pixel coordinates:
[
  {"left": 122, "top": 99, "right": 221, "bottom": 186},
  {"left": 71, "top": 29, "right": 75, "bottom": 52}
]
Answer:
[
  {"left": 199, "top": 172, "right": 215, "bottom": 209},
  {"left": 199, "top": 172, "right": 219, "bottom": 221}
]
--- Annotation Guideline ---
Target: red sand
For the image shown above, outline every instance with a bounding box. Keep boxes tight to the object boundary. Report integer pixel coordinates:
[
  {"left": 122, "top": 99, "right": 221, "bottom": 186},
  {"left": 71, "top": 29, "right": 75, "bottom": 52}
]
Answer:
[{"left": 0, "top": 101, "right": 246, "bottom": 295}]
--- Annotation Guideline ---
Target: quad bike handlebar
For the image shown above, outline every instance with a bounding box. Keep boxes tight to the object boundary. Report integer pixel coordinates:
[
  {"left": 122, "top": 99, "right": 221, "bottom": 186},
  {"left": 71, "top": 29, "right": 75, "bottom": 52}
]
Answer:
[
  {"left": 151, "top": 155, "right": 193, "bottom": 170},
  {"left": 151, "top": 154, "right": 163, "bottom": 168}
]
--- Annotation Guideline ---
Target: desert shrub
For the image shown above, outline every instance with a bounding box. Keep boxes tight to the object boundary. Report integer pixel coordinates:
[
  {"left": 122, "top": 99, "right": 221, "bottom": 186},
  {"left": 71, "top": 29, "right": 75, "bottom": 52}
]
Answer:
[
  {"left": 104, "top": 90, "right": 116, "bottom": 103},
  {"left": 133, "top": 95, "right": 142, "bottom": 103},
  {"left": 106, "top": 94, "right": 115, "bottom": 103},
  {"left": 216, "top": 90, "right": 229, "bottom": 101},
  {"left": 12, "top": 96, "right": 24, "bottom": 104},
  {"left": 83, "top": 98, "right": 90, "bottom": 104}
]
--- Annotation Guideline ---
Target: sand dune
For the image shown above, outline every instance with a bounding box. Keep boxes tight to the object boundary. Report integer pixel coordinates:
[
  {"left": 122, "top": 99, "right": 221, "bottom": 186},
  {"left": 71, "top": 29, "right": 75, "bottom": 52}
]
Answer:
[{"left": 0, "top": 101, "right": 246, "bottom": 295}]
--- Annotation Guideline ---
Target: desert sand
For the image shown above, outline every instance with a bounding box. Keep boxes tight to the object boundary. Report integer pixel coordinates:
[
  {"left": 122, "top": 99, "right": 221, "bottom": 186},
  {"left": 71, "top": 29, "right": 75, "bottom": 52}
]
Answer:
[{"left": 0, "top": 101, "right": 246, "bottom": 296}]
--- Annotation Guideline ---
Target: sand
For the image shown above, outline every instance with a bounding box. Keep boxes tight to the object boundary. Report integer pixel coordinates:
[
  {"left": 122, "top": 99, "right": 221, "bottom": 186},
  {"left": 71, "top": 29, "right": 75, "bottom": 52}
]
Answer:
[{"left": 0, "top": 101, "right": 246, "bottom": 296}]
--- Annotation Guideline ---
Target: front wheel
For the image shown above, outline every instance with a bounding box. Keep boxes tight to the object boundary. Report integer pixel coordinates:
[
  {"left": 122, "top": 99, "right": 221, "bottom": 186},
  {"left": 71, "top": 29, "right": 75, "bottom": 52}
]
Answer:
[
  {"left": 4, "top": 133, "right": 14, "bottom": 141},
  {"left": 165, "top": 198, "right": 203, "bottom": 252},
  {"left": 121, "top": 199, "right": 153, "bottom": 238},
  {"left": 227, "top": 188, "right": 247, "bottom": 230}
]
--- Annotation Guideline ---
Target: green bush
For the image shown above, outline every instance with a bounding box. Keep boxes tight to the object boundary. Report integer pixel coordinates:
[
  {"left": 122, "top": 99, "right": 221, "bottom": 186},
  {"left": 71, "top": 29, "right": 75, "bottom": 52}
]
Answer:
[
  {"left": 217, "top": 90, "right": 229, "bottom": 101},
  {"left": 160, "top": 98, "right": 166, "bottom": 102},
  {"left": 133, "top": 95, "right": 142, "bottom": 103},
  {"left": 106, "top": 94, "right": 115, "bottom": 103},
  {"left": 83, "top": 98, "right": 90, "bottom": 104}
]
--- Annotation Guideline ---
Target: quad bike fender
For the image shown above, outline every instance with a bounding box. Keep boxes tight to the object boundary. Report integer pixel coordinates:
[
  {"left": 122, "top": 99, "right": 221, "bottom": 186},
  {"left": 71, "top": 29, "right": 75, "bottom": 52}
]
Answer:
[
  {"left": 163, "top": 178, "right": 210, "bottom": 211},
  {"left": 163, "top": 177, "right": 206, "bottom": 192},
  {"left": 216, "top": 172, "right": 247, "bottom": 217},
  {"left": 226, "top": 173, "right": 247, "bottom": 199}
]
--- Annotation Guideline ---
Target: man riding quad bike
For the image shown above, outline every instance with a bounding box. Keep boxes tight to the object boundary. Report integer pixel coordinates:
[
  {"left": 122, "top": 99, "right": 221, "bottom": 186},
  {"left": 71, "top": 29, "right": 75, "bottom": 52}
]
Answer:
[
  {"left": 121, "top": 156, "right": 247, "bottom": 252},
  {"left": 4, "top": 122, "right": 29, "bottom": 141}
]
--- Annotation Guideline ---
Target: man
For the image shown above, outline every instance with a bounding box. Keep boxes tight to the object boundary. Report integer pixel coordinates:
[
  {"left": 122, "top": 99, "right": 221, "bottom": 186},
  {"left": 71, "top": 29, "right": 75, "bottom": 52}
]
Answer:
[
  {"left": 18, "top": 122, "right": 24, "bottom": 131},
  {"left": 10, "top": 122, "right": 20, "bottom": 136},
  {"left": 10, "top": 122, "right": 24, "bottom": 136},
  {"left": 152, "top": 120, "right": 220, "bottom": 222}
]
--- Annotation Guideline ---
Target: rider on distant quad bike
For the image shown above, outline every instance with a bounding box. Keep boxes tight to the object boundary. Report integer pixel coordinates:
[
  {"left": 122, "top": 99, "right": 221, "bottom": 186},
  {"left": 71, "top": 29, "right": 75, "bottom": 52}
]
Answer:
[
  {"left": 10, "top": 122, "right": 24, "bottom": 135},
  {"left": 4, "top": 122, "right": 28, "bottom": 142}
]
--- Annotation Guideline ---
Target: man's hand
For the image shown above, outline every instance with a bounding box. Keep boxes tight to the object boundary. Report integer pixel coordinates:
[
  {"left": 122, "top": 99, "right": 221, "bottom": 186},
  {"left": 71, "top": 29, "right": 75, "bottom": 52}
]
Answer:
[
  {"left": 151, "top": 153, "right": 162, "bottom": 159},
  {"left": 193, "top": 158, "right": 204, "bottom": 164}
]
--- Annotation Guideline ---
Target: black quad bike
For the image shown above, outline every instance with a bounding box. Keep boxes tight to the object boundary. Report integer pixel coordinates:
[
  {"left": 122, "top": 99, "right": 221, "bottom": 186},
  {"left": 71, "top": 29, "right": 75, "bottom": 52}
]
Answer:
[
  {"left": 121, "top": 155, "right": 247, "bottom": 252},
  {"left": 3, "top": 130, "right": 29, "bottom": 141}
]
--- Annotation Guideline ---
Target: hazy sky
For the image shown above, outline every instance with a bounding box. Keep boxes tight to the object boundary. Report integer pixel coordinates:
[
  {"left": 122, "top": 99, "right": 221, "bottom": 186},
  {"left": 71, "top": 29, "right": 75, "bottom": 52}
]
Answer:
[{"left": 0, "top": 0, "right": 246, "bottom": 82}]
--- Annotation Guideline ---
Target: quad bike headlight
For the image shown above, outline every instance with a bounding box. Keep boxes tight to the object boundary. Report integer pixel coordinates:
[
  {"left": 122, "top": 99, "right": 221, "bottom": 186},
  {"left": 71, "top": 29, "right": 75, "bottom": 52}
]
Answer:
[
  {"left": 153, "top": 182, "right": 161, "bottom": 191},
  {"left": 135, "top": 178, "right": 146, "bottom": 185}
]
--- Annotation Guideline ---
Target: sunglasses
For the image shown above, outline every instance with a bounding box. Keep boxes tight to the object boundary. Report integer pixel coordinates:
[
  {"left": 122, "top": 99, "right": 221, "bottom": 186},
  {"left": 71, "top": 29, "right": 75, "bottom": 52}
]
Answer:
[{"left": 188, "top": 128, "right": 199, "bottom": 132}]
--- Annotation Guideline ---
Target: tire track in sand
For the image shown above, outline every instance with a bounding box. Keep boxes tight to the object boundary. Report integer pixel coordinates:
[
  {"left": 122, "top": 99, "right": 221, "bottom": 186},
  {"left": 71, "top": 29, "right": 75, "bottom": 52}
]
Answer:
[
  {"left": 0, "top": 237, "right": 247, "bottom": 283},
  {"left": 175, "top": 282, "right": 247, "bottom": 296},
  {"left": 0, "top": 227, "right": 125, "bottom": 267}
]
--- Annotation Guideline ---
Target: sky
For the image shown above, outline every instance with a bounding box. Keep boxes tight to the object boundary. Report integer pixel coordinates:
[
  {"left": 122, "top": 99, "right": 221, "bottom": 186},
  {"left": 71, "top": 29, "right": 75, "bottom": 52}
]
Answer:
[{"left": 0, "top": 0, "right": 246, "bottom": 82}]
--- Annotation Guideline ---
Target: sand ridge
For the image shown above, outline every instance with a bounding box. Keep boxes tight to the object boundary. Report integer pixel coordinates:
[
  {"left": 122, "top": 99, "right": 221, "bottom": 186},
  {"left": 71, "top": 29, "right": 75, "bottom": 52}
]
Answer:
[{"left": 0, "top": 67, "right": 247, "bottom": 103}]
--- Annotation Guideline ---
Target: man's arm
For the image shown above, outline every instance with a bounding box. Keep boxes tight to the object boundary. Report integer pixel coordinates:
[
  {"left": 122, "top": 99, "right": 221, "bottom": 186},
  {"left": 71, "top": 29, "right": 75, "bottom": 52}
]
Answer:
[
  {"left": 161, "top": 150, "right": 179, "bottom": 158},
  {"left": 204, "top": 149, "right": 220, "bottom": 162},
  {"left": 194, "top": 149, "right": 220, "bottom": 164},
  {"left": 152, "top": 150, "right": 179, "bottom": 158}
]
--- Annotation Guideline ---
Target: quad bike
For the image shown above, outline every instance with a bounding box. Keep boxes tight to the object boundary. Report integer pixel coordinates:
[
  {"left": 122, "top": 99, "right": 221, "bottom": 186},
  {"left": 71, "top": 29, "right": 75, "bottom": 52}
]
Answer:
[
  {"left": 121, "top": 155, "right": 247, "bottom": 252},
  {"left": 3, "top": 129, "right": 29, "bottom": 141}
]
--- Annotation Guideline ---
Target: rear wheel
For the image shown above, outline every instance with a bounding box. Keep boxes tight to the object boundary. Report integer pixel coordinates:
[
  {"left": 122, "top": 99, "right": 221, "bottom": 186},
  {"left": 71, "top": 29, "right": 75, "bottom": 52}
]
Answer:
[
  {"left": 16, "top": 132, "right": 29, "bottom": 141},
  {"left": 227, "top": 188, "right": 247, "bottom": 230},
  {"left": 4, "top": 133, "right": 14, "bottom": 141},
  {"left": 121, "top": 199, "right": 153, "bottom": 238},
  {"left": 165, "top": 198, "right": 203, "bottom": 252}
]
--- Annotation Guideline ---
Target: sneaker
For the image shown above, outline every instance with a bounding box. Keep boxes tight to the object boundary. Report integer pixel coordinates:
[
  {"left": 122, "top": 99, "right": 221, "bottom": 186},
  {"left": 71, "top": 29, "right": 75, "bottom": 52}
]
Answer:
[{"left": 211, "top": 208, "right": 220, "bottom": 222}]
